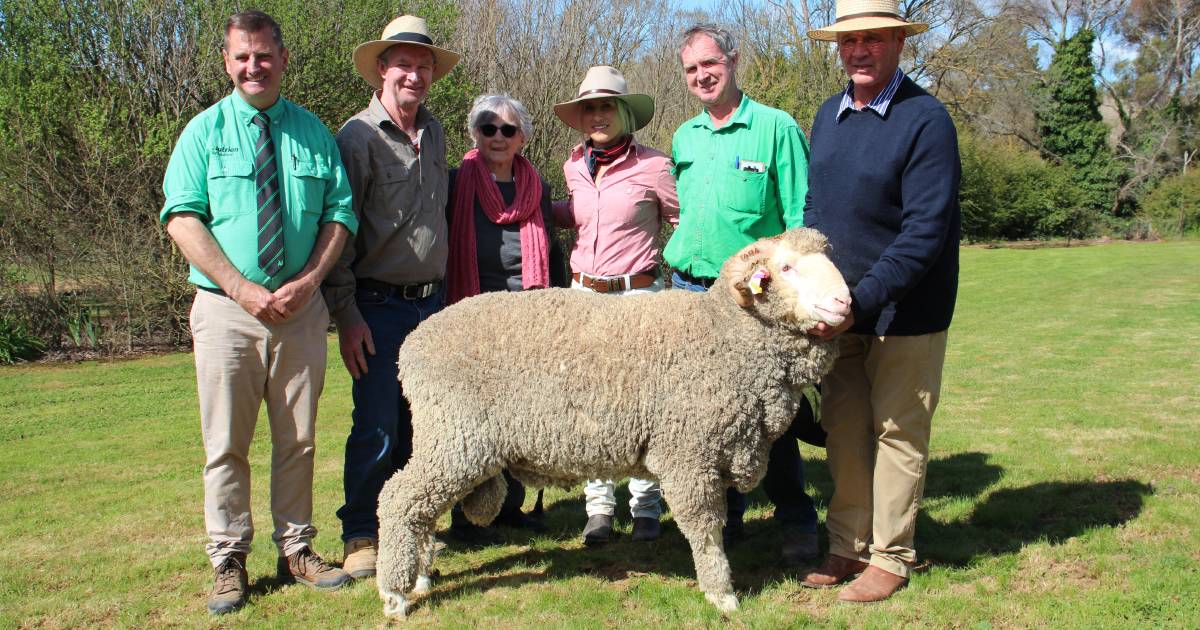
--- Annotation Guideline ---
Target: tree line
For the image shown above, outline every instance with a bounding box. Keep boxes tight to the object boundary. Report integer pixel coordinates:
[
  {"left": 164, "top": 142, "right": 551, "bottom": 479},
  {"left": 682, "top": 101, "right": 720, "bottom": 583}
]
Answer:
[{"left": 0, "top": 0, "right": 1196, "bottom": 359}]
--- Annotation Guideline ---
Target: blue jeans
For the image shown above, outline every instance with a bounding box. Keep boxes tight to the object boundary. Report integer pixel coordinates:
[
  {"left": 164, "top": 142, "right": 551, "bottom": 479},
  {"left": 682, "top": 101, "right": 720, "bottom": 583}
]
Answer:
[
  {"left": 338, "top": 285, "right": 444, "bottom": 542},
  {"left": 671, "top": 271, "right": 818, "bottom": 533}
]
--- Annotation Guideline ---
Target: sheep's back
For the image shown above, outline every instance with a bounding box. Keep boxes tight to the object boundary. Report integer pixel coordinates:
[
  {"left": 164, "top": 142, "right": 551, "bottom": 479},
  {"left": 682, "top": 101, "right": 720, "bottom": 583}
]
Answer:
[{"left": 398, "top": 288, "right": 822, "bottom": 477}]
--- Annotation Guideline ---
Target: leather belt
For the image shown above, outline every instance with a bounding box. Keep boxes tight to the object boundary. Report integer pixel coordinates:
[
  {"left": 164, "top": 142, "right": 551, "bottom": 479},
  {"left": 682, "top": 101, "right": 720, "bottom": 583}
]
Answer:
[
  {"left": 197, "top": 285, "right": 228, "bottom": 297},
  {"left": 573, "top": 270, "right": 658, "bottom": 293},
  {"left": 357, "top": 277, "right": 441, "bottom": 300}
]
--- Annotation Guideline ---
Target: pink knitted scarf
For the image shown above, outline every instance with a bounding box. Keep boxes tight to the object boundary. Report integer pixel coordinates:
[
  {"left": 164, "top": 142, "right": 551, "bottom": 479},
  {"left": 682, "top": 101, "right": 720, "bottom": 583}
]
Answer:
[{"left": 446, "top": 149, "right": 549, "bottom": 305}]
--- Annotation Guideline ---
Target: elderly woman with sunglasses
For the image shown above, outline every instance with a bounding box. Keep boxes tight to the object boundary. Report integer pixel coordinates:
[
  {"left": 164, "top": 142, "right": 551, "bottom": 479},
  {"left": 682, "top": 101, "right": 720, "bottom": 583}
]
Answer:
[
  {"left": 552, "top": 66, "right": 680, "bottom": 545},
  {"left": 444, "top": 93, "right": 568, "bottom": 542}
]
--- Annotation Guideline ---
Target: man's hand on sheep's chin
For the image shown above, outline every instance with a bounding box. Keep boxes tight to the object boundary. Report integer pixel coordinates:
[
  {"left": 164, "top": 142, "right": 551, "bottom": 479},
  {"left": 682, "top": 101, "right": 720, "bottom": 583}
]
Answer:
[
  {"left": 230, "top": 280, "right": 285, "bottom": 325},
  {"left": 339, "top": 322, "right": 376, "bottom": 379},
  {"left": 807, "top": 312, "right": 854, "bottom": 341}
]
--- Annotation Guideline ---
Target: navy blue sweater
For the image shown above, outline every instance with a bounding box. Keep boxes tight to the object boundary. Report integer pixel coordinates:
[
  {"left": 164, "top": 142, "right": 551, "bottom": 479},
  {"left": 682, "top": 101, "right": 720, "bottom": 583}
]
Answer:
[{"left": 804, "top": 77, "right": 961, "bottom": 336}]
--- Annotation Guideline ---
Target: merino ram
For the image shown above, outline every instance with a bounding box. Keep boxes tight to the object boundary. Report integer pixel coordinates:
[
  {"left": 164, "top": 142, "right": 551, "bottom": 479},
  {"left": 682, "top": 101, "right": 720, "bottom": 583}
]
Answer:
[{"left": 376, "top": 227, "right": 851, "bottom": 617}]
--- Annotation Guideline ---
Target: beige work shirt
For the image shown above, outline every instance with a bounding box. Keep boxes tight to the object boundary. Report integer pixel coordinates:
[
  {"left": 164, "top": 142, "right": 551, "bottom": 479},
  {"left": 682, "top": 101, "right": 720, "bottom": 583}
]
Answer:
[{"left": 322, "top": 94, "right": 450, "bottom": 329}]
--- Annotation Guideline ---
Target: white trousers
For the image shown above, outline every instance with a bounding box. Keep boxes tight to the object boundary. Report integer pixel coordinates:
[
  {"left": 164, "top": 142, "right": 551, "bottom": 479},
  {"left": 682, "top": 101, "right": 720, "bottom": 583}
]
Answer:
[{"left": 572, "top": 274, "right": 664, "bottom": 519}]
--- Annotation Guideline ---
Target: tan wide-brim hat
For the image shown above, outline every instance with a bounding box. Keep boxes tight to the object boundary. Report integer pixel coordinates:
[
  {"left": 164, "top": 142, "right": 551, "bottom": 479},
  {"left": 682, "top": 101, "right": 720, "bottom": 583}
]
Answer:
[
  {"left": 553, "top": 66, "right": 655, "bottom": 134},
  {"left": 352, "top": 15, "right": 462, "bottom": 89},
  {"left": 808, "top": 0, "right": 929, "bottom": 41}
]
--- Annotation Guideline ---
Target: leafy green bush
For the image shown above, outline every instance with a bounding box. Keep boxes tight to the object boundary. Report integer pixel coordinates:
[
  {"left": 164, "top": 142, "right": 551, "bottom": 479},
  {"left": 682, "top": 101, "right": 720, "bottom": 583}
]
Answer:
[
  {"left": 959, "top": 134, "right": 1093, "bottom": 242},
  {"left": 1140, "top": 169, "right": 1200, "bottom": 237},
  {"left": 0, "top": 318, "right": 45, "bottom": 364}
]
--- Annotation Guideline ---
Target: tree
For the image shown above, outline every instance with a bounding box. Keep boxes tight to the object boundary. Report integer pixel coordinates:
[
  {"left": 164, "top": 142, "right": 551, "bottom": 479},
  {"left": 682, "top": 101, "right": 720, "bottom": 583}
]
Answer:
[
  {"left": 1035, "top": 28, "right": 1126, "bottom": 218},
  {"left": 1106, "top": 0, "right": 1200, "bottom": 213}
]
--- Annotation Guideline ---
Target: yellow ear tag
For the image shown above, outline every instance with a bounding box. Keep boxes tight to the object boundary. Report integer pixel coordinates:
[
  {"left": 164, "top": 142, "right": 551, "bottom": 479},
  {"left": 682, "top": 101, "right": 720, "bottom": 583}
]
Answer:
[{"left": 748, "top": 268, "right": 769, "bottom": 295}]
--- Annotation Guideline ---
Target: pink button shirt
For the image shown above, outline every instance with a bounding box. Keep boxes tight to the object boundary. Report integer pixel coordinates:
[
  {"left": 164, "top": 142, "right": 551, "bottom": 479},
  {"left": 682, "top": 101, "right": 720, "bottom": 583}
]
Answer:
[{"left": 553, "top": 142, "right": 680, "bottom": 277}]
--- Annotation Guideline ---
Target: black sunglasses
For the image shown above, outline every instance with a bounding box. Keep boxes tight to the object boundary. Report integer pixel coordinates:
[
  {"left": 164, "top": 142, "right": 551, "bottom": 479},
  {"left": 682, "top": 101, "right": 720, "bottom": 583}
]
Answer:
[{"left": 478, "top": 123, "right": 519, "bottom": 138}]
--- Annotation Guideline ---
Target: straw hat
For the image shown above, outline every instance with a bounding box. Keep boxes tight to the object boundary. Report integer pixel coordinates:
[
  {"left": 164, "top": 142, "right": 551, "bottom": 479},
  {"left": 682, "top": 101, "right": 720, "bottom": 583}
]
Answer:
[
  {"left": 808, "top": 0, "right": 929, "bottom": 41},
  {"left": 553, "top": 66, "right": 654, "bottom": 133},
  {"left": 352, "top": 15, "right": 462, "bottom": 89}
]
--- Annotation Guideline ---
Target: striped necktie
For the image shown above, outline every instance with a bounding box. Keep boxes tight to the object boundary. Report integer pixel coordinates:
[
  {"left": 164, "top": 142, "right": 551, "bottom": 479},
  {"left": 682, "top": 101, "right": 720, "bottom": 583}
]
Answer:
[{"left": 252, "top": 112, "right": 285, "bottom": 276}]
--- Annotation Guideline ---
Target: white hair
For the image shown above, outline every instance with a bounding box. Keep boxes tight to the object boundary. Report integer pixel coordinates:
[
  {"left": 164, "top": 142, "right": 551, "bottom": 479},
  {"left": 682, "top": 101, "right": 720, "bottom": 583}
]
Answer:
[{"left": 467, "top": 93, "right": 534, "bottom": 142}]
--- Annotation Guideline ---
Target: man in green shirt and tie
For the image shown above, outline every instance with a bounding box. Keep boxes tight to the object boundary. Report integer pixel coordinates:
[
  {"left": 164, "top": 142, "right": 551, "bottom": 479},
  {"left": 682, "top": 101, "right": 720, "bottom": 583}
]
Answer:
[
  {"left": 161, "top": 10, "right": 357, "bottom": 615},
  {"left": 666, "top": 23, "right": 820, "bottom": 565}
]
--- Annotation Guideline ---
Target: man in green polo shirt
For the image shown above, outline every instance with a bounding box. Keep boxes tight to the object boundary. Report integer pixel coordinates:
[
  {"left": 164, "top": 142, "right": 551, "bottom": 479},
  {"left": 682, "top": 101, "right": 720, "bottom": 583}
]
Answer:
[
  {"left": 666, "top": 23, "right": 820, "bottom": 565},
  {"left": 160, "top": 10, "right": 357, "bottom": 615}
]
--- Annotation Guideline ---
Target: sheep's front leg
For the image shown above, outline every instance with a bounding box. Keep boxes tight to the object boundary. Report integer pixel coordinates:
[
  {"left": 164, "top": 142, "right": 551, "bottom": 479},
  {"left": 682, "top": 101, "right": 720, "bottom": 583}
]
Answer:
[
  {"left": 659, "top": 475, "right": 738, "bottom": 612},
  {"left": 377, "top": 451, "right": 477, "bottom": 618}
]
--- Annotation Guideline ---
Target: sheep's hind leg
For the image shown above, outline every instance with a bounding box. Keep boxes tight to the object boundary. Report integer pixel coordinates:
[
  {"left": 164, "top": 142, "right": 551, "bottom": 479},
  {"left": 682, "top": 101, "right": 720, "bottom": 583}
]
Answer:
[{"left": 659, "top": 475, "right": 739, "bottom": 613}]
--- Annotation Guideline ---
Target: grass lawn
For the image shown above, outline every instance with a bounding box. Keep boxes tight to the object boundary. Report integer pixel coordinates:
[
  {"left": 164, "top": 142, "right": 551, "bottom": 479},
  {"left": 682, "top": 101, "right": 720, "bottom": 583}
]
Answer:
[{"left": 2, "top": 241, "right": 1198, "bottom": 628}]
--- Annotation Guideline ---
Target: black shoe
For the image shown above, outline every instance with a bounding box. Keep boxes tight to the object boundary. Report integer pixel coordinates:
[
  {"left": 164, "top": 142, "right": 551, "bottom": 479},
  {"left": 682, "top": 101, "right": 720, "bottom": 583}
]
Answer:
[
  {"left": 722, "top": 515, "right": 746, "bottom": 549},
  {"left": 630, "top": 517, "right": 661, "bottom": 542},
  {"left": 582, "top": 514, "right": 614, "bottom": 546},
  {"left": 494, "top": 509, "right": 547, "bottom": 533},
  {"left": 207, "top": 554, "right": 248, "bottom": 615},
  {"left": 780, "top": 527, "right": 820, "bottom": 565},
  {"left": 448, "top": 521, "right": 502, "bottom": 545}
]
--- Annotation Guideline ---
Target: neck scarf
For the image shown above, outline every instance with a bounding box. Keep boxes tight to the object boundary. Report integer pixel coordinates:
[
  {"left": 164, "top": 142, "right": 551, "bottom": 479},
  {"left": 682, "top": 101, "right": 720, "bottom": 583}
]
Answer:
[
  {"left": 447, "top": 148, "right": 549, "bottom": 305},
  {"left": 585, "top": 135, "right": 633, "bottom": 178}
]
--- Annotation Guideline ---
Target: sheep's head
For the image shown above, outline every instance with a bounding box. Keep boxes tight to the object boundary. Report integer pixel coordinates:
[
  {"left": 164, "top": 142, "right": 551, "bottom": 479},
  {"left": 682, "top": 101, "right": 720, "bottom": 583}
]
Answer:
[{"left": 719, "top": 228, "right": 851, "bottom": 330}]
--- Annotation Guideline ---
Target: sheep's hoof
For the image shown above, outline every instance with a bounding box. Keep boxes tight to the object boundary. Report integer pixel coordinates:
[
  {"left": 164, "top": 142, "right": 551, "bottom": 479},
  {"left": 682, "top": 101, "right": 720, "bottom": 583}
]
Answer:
[
  {"left": 706, "top": 592, "right": 739, "bottom": 613},
  {"left": 380, "top": 587, "right": 410, "bottom": 618},
  {"left": 413, "top": 574, "right": 433, "bottom": 595}
]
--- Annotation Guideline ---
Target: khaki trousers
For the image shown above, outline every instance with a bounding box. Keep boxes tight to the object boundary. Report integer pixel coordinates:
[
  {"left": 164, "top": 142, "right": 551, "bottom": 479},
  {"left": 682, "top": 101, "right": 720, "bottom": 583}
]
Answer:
[
  {"left": 820, "top": 331, "right": 947, "bottom": 578},
  {"left": 190, "top": 289, "right": 329, "bottom": 567}
]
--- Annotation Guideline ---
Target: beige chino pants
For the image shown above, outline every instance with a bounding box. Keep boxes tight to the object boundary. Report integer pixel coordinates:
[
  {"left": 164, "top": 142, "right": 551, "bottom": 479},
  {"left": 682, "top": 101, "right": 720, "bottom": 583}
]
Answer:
[
  {"left": 820, "top": 331, "right": 947, "bottom": 578},
  {"left": 190, "top": 289, "right": 329, "bottom": 566}
]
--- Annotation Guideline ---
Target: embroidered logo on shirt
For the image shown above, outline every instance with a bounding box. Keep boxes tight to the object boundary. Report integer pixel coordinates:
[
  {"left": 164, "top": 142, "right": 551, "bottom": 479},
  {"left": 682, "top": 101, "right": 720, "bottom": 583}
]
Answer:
[{"left": 212, "top": 146, "right": 240, "bottom": 155}]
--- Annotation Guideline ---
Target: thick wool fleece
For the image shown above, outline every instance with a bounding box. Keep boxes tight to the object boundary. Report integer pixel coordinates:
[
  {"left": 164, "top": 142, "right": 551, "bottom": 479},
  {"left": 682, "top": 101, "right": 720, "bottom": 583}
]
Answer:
[{"left": 376, "top": 228, "right": 841, "bottom": 614}]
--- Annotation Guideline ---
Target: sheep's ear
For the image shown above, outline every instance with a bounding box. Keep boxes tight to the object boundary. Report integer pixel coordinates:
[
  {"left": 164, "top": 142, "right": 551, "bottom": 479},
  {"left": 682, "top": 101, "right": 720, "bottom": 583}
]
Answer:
[{"left": 724, "top": 236, "right": 781, "bottom": 308}]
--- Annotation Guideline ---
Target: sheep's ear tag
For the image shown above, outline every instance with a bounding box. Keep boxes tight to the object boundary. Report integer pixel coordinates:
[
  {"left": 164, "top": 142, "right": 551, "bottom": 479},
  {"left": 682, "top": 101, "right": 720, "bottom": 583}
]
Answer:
[{"left": 748, "top": 267, "right": 770, "bottom": 295}]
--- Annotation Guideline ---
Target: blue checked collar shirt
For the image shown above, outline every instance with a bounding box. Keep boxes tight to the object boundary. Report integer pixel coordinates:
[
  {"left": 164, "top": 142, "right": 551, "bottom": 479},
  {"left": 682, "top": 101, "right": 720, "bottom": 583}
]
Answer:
[{"left": 837, "top": 68, "right": 905, "bottom": 120}]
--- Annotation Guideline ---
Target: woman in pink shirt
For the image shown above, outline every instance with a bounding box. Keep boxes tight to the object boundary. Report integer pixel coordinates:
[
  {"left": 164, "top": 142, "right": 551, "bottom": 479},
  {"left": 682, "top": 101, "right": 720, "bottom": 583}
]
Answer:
[{"left": 552, "top": 66, "right": 680, "bottom": 546}]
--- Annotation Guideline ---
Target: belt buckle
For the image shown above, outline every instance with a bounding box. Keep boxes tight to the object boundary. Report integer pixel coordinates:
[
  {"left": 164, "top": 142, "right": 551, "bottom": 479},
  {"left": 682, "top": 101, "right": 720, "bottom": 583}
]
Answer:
[{"left": 401, "top": 283, "right": 424, "bottom": 300}]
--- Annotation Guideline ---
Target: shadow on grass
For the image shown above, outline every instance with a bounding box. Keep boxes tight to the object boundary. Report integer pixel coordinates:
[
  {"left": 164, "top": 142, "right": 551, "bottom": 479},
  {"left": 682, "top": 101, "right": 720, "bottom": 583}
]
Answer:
[
  {"left": 920, "top": 478, "right": 1153, "bottom": 567},
  {"left": 415, "top": 452, "right": 1150, "bottom": 610}
]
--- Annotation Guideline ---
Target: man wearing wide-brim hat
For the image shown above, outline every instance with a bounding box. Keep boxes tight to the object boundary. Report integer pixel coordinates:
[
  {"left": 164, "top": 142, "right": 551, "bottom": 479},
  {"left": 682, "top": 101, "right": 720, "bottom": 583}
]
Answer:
[
  {"left": 320, "top": 14, "right": 461, "bottom": 580},
  {"left": 799, "top": 0, "right": 961, "bottom": 603}
]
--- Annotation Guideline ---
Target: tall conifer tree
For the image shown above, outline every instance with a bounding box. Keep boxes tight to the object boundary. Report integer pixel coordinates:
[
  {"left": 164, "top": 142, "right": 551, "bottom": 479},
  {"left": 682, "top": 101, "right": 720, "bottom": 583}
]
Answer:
[{"left": 1036, "top": 28, "right": 1124, "bottom": 218}]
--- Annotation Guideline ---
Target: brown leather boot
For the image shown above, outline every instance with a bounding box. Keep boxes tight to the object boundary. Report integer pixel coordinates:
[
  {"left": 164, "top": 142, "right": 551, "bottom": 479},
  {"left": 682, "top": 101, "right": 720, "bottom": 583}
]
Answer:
[
  {"left": 342, "top": 537, "right": 377, "bottom": 579},
  {"left": 837, "top": 565, "right": 908, "bottom": 603},
  {"left": 799, "top": 554, "right": 869, "bottom": 588}
]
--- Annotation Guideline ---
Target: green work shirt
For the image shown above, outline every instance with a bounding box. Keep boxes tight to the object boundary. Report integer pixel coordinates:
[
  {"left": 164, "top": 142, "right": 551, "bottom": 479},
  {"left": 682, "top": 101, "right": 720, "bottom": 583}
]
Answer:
[
  {"left": 160, "top": 91, "right": 357, "bottom": 291},
  {"left": 665, "top": 94, "right": 810, "bottom": 279}
]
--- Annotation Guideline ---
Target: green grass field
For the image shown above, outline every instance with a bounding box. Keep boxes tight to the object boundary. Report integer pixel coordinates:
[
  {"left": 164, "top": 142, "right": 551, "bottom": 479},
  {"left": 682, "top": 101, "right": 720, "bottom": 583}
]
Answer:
[{"left": 2, "top": 241, "right": 1198, "bottom": 629}]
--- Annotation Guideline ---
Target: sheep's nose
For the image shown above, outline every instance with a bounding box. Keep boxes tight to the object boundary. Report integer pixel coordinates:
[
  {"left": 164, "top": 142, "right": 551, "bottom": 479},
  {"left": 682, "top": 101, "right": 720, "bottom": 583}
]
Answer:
[{"left": 827, "top": 288, "right": 852, "bottom": 314}]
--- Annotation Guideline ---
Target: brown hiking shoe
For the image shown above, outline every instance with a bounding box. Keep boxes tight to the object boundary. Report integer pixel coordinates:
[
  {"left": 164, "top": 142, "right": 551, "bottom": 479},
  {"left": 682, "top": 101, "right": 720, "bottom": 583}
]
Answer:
[
  {"left": 342, "top": 537, "right": 377, "bottom": 579},
  {"left": 207, "top": 553, "right": 248, "bottom": 615},
  {"left": 277, "top": 546, "right": 350, "bottom": 591}
]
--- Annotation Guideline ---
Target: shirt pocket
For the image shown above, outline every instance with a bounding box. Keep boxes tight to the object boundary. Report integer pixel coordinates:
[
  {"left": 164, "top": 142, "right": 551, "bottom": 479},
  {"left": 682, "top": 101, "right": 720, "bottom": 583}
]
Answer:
[
  {"left": 291, "top": 160, "right": 332, "bottom": 214},
  {"left": 718, "top": 167, "right": 768, "bottom": 215},
  {"left": 374, "top": 161, "right": 412, "bottom": 222},
  {"left": 205, "top": 157, "right": 255, "bottom": 216},
  {"left": 620, "top": 183, "right": 658, "bottom": 224}
]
